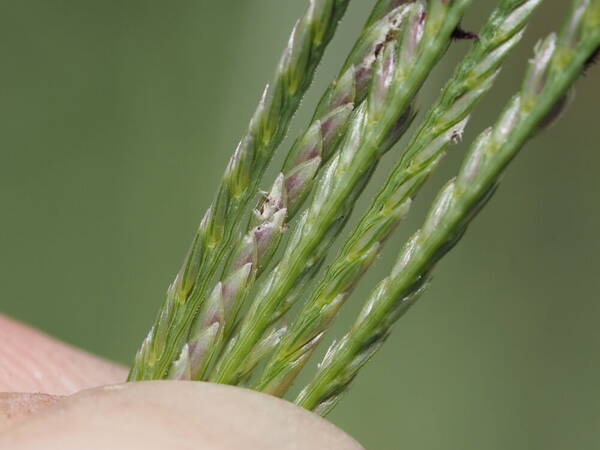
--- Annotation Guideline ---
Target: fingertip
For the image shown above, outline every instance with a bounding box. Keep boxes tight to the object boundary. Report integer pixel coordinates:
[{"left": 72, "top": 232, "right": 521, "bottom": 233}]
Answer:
[{"left": 1, "top": 381, "right": 364, "bottom": 450}]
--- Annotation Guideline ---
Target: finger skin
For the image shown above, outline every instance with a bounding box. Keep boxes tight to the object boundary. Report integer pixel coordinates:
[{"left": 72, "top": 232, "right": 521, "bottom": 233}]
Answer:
[
  {"left": 0, "top": 393, "right": 62, "bottom": 432},
  {"left": 0, "top": 381, "right": 364, "bottom": 450},
  {"left": 0, "top": 315, "right": 126, "bottom": 394}
]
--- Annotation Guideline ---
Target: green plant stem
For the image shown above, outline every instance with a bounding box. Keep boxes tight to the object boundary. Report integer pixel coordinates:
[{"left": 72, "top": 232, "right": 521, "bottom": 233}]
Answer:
[
  {"left": 254, "top": 0, "right": 543, "bottom": 396},
  {"left": 129, "top": 0, "right": 351, "bottom": 381},
  {"left": 167, "top": 4, "right": 416, "bottom": 381},
  {"left": 296, "top": 0, "right": 600, "bottom": 415},
  {"left": 210, "top": 0, "right": 473, "bottom": 386}
]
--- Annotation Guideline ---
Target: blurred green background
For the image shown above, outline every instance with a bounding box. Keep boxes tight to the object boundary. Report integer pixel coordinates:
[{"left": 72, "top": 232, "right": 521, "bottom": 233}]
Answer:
[{"left": 2, "top": 1, "right": 599, "bottom": 448}]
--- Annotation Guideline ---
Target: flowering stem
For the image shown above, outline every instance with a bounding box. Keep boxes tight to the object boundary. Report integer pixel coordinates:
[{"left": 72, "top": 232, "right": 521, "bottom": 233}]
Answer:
[
  {"left": 296, "top": 0, "right": 600, "bottom": 415},
  {"left": 254, "top": 0, "right": 544, "bottom": 397},
  {"left": 129, "top": 0, "right": 352, "bottom": 381}
]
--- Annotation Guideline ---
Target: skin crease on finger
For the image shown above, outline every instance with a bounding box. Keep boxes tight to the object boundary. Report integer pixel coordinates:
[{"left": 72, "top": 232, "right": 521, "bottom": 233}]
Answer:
[
  {"left": 0, "top": 316, "right": 364, "bottom": 449},
  {"left": 0, "top": 381, "right": 364, "bottom": 450}
]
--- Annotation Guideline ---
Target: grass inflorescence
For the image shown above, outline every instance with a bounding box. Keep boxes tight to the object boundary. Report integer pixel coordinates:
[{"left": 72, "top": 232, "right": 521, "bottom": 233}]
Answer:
[{"left": 130, "top": 0, "right": 600, "bottom": 421}]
